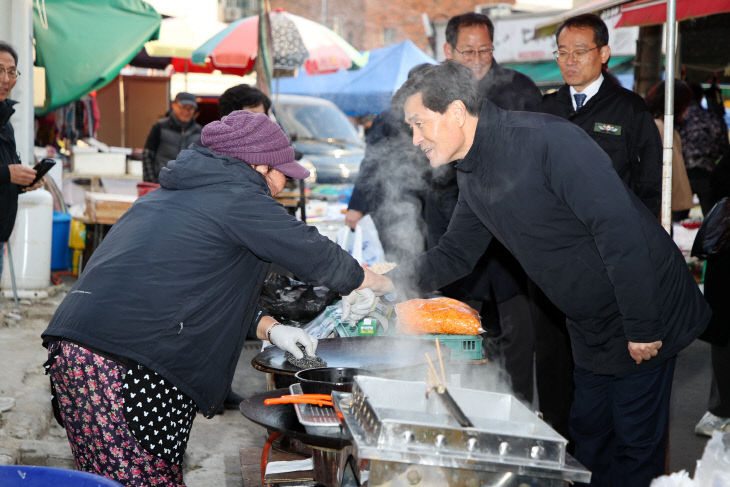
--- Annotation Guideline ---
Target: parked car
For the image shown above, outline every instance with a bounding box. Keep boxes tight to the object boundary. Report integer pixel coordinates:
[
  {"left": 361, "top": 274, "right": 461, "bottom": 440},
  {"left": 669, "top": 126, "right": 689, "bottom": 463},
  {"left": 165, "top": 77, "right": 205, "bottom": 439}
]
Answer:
[{"left": 272, "top": 94, "right": 365, "bottom": 184}]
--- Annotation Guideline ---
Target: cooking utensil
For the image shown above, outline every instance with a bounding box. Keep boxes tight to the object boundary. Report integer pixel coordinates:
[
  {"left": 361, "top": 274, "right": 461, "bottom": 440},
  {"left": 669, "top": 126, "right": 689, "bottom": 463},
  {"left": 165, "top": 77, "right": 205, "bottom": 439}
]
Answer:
[
  {"left": 424, "top": 340, "right": 473, "bottom": 427},
  {"left": 264, "top": 394, "right": 334, "bottom": 407},
  {"left": 295, "top": 367, "right": 367, "bottom": 395},
  {"left": 433, "top": 386, "right": 473, "bottom": 427},
  {"left": 252, "top": 336, "right": 450, "bottom": 375},
  {"left": 241, "top": 389, "right": 350, "bottom": 449},
  {"left": 288, "top": 383, "right": 342, "bottom": 435}
]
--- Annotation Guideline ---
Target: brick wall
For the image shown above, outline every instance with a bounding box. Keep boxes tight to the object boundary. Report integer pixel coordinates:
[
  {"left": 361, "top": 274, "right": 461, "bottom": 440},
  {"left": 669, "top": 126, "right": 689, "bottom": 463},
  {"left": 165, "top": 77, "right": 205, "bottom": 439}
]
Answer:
[{"left": 270, "top": 0, "right": 510, "bottom": 55}]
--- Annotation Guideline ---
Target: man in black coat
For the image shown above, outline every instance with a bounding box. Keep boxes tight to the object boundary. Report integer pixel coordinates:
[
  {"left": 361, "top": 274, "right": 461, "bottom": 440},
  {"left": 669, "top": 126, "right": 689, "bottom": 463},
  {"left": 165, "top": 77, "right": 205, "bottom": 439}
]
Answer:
[
  {"left": 142, "top": 92, "right": 202, "bottom": 183},
  {"left": 542, "top": 14, "right": 662, "bottom": 217},
  {"left": 539, "top": 13, "right": 664, "bottom": 445},
  {"left": 370, "top": 62, "right": 710, "bottom": 486},
  {"left": 0, "top": 41, "right": 41, "bottom": 277},
  {"left": 440, "top": 12, "right": 542, "bottom": 405},
  {"left": 694, "top": 146, "right": 730, "bottom": 436},
  {"left": 444, "top": 12, "right": 542, "bottom": 112}
]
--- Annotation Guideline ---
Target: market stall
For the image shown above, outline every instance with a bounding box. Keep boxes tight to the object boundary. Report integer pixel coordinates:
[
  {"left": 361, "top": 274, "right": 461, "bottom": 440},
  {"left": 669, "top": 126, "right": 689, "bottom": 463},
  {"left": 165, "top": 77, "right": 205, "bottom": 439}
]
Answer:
[
  {"left": 240, "top": 291, "right": 591, "bottom": 486},
  {"left": 242, "top": 336, "right": 591, "bottom": 486}
]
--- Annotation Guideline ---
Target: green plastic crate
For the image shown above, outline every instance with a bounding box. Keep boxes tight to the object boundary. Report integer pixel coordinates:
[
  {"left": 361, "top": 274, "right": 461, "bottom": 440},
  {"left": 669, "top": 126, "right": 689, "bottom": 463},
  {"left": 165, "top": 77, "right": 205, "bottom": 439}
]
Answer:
[
  {"left": 416, "top": 334, "right": 484, "bottom": 361},
  {"left": 334, "top": 321, "right": 484, "bottom": 361}
]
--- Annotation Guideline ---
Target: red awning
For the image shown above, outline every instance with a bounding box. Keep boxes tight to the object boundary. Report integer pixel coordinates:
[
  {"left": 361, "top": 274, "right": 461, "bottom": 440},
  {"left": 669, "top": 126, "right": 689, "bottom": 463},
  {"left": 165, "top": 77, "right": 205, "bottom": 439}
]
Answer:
[{"left": 616, "top": 0, "right": 730, "bottom": 27}]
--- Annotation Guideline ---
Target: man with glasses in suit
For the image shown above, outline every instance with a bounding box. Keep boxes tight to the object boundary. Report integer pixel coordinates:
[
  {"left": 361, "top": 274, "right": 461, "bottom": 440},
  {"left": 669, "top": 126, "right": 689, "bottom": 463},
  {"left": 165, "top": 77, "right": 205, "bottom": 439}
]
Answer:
[
  {"left": 542, "top": 14, "right": 662, "bottom": 217},
  {"left": 539, "top": 13, "right": 663, "bottom": 454}
]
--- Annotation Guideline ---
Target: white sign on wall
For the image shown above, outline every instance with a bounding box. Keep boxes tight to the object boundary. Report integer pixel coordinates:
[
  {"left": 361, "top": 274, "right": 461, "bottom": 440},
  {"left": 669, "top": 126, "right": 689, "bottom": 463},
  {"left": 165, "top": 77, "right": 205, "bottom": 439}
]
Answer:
[{"left": 493, "top": 9, "right": 639, "bottom": 63}]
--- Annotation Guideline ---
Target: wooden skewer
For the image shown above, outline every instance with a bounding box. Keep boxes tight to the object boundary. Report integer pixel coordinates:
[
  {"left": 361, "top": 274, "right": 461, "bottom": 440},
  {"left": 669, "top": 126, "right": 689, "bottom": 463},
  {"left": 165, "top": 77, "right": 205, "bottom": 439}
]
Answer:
[
  {"left": 435, "top": 339, "right": 447, "bottom": 386},
  {"left": 424, "top": 353, "right": 441, "bottom": 387},
  {"left": 426, "top": 366, "right": 442, "bottom": 397},
  {"left": 427, "top": 366, "right": 439, "bottom": 386}
]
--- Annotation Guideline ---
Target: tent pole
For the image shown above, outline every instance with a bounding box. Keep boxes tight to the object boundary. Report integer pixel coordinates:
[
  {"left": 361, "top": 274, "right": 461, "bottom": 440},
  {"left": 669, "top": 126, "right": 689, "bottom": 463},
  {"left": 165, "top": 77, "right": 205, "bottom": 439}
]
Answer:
[
  {"left": 255, "top": 0, "right": 273, "bottom": 96},
  {"left": 660, "top": 0, "right": 677, "bottom": 233}
]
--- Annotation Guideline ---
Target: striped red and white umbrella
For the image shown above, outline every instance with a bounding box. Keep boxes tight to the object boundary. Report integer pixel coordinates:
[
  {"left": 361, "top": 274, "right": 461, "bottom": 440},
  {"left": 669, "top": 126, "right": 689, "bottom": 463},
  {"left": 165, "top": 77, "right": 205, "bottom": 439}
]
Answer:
[{"left": 191, "top": 9, "right": 367, "bottom": 75}]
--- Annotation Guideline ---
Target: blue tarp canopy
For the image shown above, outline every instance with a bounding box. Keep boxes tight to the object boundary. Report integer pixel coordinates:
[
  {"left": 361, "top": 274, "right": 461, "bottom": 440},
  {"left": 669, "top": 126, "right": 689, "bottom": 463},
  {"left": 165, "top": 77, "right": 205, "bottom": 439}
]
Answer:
[{"left": 276, "top": 40, "right": 437, "bottom": 116}]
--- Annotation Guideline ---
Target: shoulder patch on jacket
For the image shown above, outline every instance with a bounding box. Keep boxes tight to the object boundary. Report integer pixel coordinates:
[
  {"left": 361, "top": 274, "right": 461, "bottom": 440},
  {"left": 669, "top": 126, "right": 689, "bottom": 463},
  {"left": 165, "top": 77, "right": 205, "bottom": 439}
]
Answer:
[{"left": 593, "top": 122, "right": 622, "bottom": 135}]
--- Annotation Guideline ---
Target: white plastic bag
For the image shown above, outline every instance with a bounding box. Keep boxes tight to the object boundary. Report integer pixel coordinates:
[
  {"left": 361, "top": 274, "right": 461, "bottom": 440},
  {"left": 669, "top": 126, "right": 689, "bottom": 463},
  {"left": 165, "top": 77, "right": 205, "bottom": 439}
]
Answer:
[
  {"left": 336, "top": 215, "right": 385, "bottom": 266},
  {"left": 694, "top": 431, "right": 730, "bottom": 487}
]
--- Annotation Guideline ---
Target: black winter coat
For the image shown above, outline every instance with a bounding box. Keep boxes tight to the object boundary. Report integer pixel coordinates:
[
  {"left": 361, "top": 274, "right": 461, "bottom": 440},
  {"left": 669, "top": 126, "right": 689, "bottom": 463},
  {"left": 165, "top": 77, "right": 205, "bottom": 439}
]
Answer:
[
  {"left": 702, "top": 147, "right": 730, "bottom": 345},
  {"left": 389, "top": 101, "right": 710, "bottom": 374},
  {"left": 0, "top": 100, "right": 22, "bottom": 242},
  {"left": 424, "top": 62, "right": 541, "bottom": 303},
  {"left": 541, "top": 75, "right": 663, "bottom": 217},
  {"left": 142, "top": 113, "right": 202, "bottom": 183},
  {"left": 43, "top": 145, "right": 364, "bottom": 416},
  {"left": 479, "top": 61, "right": 542, "bottom": 112}
]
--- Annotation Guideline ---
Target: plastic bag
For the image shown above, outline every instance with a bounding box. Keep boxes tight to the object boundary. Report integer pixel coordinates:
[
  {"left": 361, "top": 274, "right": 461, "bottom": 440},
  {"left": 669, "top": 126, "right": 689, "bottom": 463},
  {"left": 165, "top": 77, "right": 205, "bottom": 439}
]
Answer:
[
  {"left": 649, "top": 470, "right": 694, "bottom": 487},
  {"left": 300, "top": 304, "right": 343, "bottom": 339},
  {"left": 259, "top": 273, "right": 338, "bottom": 325},
  {"left": 336, "top": 214, "right": 385, "bottom": 266},
  {"left": 694, "top": 431, "right": 730, "bottom": 487},
  {"left": 395, "top": 297, "right": 484, "bottom": 335},
  {"left": 649, "top": 431, "right": 730, "bottom": 487},
  {"left": 692, "top": 197, "right": 730, "bottom": 260}
]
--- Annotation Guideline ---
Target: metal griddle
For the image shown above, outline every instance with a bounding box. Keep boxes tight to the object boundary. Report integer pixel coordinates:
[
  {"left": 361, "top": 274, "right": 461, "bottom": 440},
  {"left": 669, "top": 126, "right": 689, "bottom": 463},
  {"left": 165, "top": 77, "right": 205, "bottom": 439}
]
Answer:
[
  {"left": 239, "top": 388, "right": 350, "bottom": 449},
  {"left": 251, "top": 336, "right": 450, "bottom": 376},
  {"left": 333, "top": 376, "right": 592, "bottom": 485}
]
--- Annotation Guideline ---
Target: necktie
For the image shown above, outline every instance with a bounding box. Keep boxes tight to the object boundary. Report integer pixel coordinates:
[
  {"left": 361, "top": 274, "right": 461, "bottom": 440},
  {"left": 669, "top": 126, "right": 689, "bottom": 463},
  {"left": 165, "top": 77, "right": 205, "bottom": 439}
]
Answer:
[{"left": 574, "top": 93, "right": 587, "bottom": 110}]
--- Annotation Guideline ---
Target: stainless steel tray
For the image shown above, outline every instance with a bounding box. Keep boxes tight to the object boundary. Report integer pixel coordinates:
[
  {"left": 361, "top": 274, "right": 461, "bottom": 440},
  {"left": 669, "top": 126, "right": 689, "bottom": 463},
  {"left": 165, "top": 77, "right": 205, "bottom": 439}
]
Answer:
[
  {"left": 332, "top": 376, "right": 591, "bottom": 483},
  {"left": 289, "top": 383, "right": 342, "bottom": 436}
]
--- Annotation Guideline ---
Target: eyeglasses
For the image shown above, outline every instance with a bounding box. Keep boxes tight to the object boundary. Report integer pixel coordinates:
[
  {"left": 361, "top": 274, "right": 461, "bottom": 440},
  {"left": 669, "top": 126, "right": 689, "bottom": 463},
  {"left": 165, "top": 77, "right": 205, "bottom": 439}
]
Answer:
[
  {"left": 553, "top": 47, "right": 599, "bottom": 62},
  {"left": 453, "top": 47, "right": 494, "bottom": 59},
  {"left": 0, "top": 66, "right": 20, "bottom": 80}
]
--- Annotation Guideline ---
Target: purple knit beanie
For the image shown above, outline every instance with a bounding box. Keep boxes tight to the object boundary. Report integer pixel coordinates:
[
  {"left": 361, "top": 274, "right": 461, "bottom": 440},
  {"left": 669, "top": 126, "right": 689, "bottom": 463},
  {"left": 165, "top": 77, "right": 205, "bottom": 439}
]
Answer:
[{"left": 201, "top": 110, "right": 310, "bottom": 179}]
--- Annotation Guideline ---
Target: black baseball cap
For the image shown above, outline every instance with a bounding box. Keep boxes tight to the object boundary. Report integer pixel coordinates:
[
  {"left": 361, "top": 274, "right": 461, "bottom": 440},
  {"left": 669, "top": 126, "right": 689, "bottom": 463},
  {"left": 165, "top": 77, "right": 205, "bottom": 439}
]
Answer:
[{"left": 174, "top": 92, "right": 197, "bottom": 108}]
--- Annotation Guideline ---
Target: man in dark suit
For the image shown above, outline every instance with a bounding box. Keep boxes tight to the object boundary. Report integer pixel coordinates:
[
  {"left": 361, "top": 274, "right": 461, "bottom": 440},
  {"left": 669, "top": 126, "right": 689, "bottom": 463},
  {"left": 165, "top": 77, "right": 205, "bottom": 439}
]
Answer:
[
  {"left": 539, "top": 13, "right": 663, "bottom": 443},
  {"left": 440, "top": 12, "right": 542, "bottom": 406}
]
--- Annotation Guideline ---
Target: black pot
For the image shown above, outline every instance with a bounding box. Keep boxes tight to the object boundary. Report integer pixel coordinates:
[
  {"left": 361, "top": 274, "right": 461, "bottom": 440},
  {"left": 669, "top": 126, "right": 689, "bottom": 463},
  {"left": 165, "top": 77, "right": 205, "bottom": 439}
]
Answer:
[{"left": 294, "top": 367, "right": 369, "bottom": 395}]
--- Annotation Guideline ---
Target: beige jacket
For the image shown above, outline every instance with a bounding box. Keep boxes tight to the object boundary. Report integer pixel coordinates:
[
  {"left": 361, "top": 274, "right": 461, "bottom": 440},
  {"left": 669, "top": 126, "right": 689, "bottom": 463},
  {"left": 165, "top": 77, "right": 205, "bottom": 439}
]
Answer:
[{"left": 654, "top": 119, "right": 694, "bottom": 211}]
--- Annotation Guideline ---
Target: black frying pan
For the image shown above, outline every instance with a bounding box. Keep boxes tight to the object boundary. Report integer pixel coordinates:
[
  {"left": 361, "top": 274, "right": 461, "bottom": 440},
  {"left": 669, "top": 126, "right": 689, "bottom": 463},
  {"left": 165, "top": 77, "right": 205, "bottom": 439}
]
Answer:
[
  {"left": 251, "top": 336, "right": 450, "bottom": 375},
  {"left": 295, "top": 367, "right": 369, "bottom": 394}
]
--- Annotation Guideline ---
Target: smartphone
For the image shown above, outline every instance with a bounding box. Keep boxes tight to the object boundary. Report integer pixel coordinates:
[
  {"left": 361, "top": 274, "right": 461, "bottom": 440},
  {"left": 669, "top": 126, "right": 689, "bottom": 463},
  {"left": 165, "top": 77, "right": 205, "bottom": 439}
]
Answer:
[{"left": 23, "top": 158, "right": 56, "bottom": 189}]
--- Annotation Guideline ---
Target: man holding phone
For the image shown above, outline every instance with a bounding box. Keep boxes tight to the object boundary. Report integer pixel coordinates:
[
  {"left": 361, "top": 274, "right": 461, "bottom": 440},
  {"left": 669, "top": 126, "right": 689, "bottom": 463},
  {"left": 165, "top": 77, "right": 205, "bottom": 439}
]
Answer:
[{"left": 1, "top": 41, "right": 43, "bottom": 279}]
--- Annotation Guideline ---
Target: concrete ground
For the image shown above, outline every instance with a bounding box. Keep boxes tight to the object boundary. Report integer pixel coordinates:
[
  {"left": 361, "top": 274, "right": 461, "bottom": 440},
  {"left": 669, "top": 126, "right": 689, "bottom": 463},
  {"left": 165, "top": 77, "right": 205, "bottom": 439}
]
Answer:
[
  {"left": 0, "top": 281, "right": 267, "bottom": 487},
  {"left": 0, "top": 279, "right": 718, "bottom": 486}
]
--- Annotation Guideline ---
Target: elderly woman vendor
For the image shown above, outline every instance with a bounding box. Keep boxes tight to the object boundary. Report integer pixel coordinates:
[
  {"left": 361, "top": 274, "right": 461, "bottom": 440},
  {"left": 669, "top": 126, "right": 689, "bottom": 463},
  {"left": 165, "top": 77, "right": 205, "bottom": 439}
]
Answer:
[{"left": 41, "top": 111, "right": 378, "bottom": 486}]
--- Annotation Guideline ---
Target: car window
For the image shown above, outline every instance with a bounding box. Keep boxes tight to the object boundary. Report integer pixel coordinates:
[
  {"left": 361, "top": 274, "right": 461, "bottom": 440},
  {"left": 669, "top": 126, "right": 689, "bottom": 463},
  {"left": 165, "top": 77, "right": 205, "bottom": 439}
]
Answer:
[{"left": 275, "top": 101, "right": 362, "bottom": 145}]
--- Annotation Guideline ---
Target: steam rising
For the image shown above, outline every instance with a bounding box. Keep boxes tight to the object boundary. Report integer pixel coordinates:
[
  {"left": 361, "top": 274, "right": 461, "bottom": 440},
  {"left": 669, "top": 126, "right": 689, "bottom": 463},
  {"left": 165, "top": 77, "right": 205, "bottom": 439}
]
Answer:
[{"left": 354, "top": 109, "right": 430, "bottom": 264}]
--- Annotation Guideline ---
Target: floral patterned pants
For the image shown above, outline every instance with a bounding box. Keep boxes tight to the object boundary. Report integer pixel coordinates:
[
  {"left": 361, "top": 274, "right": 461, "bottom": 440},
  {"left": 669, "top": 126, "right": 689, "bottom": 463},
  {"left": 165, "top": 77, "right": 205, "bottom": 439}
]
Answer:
[{"left": 47, "top": 341, "right": 186, "bottom": 486}]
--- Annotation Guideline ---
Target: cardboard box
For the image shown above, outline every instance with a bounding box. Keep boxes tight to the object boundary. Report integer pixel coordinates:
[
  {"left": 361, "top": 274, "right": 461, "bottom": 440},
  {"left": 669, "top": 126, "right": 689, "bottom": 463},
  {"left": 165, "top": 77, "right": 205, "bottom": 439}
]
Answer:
[{"left": 84, "top": 192, "right": 136, "bottom": 223}]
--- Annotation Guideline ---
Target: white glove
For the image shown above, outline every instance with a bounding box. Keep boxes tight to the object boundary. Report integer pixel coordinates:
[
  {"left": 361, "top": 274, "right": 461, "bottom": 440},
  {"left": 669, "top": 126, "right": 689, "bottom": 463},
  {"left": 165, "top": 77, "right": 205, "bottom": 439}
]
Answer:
[
  {"left": 269, "top": 325, "right": 318, "bottom": 359},
  {"left": 341, "top": 288, "right": 378, "bottom": 324}
]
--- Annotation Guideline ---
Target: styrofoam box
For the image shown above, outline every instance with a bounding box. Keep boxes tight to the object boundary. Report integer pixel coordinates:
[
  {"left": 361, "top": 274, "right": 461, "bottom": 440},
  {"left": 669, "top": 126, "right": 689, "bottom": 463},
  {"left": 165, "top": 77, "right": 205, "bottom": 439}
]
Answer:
[
  {"left": 72, "top": 148, "right": 126, "bottom": 176},
  {"left": 127, "top": 160, "right": 143, "bottom": 177}
]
